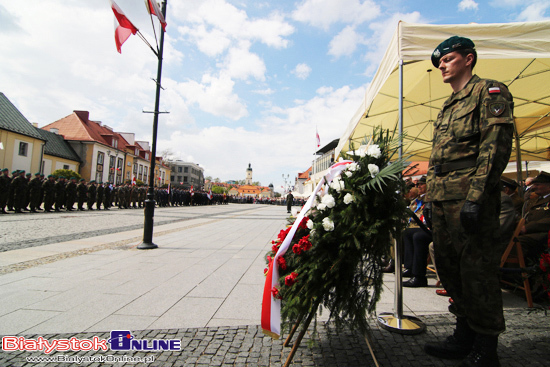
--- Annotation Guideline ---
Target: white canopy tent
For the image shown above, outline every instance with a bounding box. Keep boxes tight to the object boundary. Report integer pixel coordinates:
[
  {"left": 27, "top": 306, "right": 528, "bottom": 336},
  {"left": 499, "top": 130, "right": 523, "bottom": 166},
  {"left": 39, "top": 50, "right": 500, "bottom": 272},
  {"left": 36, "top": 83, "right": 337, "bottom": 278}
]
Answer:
[{"left": 335, "top": 20, "right": 550, "bottom": 180}]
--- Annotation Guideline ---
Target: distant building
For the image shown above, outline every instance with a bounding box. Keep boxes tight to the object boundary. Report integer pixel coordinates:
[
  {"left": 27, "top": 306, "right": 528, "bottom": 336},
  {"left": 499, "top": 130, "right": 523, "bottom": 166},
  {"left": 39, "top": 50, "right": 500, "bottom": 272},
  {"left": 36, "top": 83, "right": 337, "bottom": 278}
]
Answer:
[
  {"left": 245, "top": 163, "right": 253, "bottom": 185},
  {"left": 34, "top": 128, "right": 81, "bottom": 176},
  {"left": 0, "top": 93, "right": 46, "bottom": 174},
  {"left": 167, "top": 160, "right": 204, "bottom": 189}
]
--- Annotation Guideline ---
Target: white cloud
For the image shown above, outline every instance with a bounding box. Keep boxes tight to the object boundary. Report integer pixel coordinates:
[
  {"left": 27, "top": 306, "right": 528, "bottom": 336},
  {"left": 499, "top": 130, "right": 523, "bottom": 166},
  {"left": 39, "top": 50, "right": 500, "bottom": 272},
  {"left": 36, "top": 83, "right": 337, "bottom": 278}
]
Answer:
[
  {"left": 253, "top": 88, "right": 275, "bottom": 95},
  {"left": 516, "top": 2, "right": 550, "bottom": 21},
  {"left": 292, "top": 63, "right": 312, "bottom": 80},
  {"left": 175, "top": 73, "right": 248, "bottom": 121},
  {"left": 221, "top": 41, "right": 267, "bottom": 81},
  {"left": 292, "top": 0, "right": 381, "bottom": 30},
  {"left": 458, "top": 0, "right": 479, "bottom": 11},
  {"left": 328, "top": 25, "right": 364, "bottom": 58}
]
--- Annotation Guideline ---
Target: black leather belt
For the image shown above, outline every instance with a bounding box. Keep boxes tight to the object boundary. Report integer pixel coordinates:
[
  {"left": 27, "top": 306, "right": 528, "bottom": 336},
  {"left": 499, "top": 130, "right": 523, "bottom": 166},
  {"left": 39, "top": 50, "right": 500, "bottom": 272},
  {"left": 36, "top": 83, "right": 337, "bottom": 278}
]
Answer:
[{"left": 433, "top": 157, "right": 477, "bottom": 176}]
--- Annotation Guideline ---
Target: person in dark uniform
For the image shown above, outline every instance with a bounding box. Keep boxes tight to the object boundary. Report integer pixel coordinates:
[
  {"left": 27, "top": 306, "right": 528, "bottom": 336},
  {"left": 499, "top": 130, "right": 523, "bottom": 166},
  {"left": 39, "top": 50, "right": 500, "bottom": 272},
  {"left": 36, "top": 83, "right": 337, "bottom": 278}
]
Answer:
[
  {"left": 0, "top": 168, "right": 11, "bottom": 214},
  {"left": 7, "top": 170, "right": 17, "bottom": 211},
  {"left": 12, "top": 170, "right": 27, "bottom": 213},
  {"left": 54, "top": 176, "right": 67, "bottom": 211},
  {"left": 29, "top": 172, "right": 42, "bottom": 212},
  {"left": 286, "top": 192, "right": 294, "bottom": 213},
  {"left": 42, "top": 175, "right": 56, "bottom": 212},
  {"left": 501, "top": 176, "right": 523, "bottom": 218},
  {"left": 96, "top": 181, "right": 104, "bottom": 210},
  {"left": 518, "top": 171, "right": 550, "bottom": 265},
  {"left": 65, "top": 177, "right": 77, "bottom": 211},
  {"left": 76, "top": 178, "right": 88, "bottom": 211},
  {"left": 103, "top": 182, "right": 112, "bottom": 210},
  {"left": 23, "top": 172, "right": 32, "bottom": 211},
  {"left": 424, "top": 36, "right": 514, "bottom": 366},
  {"left": 87, "top": 180, "right": 96, "bottom": 210}
]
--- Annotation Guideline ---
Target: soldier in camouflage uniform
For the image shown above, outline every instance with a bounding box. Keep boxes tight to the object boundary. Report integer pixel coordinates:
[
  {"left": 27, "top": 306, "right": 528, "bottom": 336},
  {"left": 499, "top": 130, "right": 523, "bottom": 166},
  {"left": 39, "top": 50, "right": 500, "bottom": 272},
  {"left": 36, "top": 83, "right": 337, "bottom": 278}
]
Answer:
[
  {"left": 54, "top": 176, "right": 66, "bottom": 212},
  {"left": 42, "top": 175, "right": 56, "bottom": 212},
  {"left": 12, "top": 170, "right": 28, "bottom": 213},
  {"left": 96, "top": 181, "right": 104, "bottom": 210},
  {"left": 87, "top": 180, "right": 97, "bottom": 210},
  {"left": 0, "top": 168, "right": 11, "bottom": 214},
  {"left": 103, "top": 182, "right": 112, "bottom": 210},
  {"left": 65, "top": 177, "right": 77, "bottom": 211},
  {"left": 424, "top": 36, "right": 514, "bottom": 367},
  {"left": 76, "top": 178, "right": 87, "bottom": 211},
  {"left": 29, "top": 172, "right": 43, "bottom": 212}
]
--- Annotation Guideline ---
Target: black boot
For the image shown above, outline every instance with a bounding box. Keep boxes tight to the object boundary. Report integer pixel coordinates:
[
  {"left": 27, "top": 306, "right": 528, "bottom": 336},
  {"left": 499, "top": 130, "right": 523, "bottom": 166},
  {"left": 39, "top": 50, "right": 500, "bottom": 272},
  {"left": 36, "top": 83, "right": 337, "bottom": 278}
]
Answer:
[
  {"left": 425, "top": 317, "right": 475, "bottom": 359},
  {"left": 457, "top": 334, "right": 499, "bottom": 367}
]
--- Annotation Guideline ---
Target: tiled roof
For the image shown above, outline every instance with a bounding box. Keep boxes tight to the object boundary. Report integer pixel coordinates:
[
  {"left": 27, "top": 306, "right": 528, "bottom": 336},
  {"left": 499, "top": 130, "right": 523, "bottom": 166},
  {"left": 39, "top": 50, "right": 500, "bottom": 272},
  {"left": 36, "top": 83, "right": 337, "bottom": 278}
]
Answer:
[
  {"left": 34, "top": 128, "right": 81, "bottom": 162},
  {"left": 0, "top": 92, "right": 45, "bottom": 141}
]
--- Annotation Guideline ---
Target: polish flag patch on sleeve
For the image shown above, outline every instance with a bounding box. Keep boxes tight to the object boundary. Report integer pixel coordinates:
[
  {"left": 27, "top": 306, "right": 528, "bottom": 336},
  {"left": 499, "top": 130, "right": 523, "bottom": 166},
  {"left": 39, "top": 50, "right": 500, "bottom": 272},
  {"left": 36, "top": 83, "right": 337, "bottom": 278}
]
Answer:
[{"left": 488, "top": 86, "right": 501, "bottom": 94}]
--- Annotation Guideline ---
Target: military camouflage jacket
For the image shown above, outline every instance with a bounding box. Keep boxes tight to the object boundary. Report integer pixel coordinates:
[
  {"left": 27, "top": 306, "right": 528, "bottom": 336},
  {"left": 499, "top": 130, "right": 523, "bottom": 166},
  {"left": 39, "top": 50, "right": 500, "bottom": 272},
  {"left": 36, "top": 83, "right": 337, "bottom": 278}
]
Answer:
[{"left": 427, "top": 75, "right": 514, "bottom": 203}]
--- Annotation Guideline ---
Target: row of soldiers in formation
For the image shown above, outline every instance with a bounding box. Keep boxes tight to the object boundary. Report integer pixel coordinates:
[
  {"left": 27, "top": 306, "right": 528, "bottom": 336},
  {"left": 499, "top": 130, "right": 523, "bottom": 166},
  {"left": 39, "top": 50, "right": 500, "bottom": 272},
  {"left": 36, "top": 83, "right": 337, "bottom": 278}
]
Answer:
[{"left": 0, "top": 168, "right": 230, "bottom": 214}]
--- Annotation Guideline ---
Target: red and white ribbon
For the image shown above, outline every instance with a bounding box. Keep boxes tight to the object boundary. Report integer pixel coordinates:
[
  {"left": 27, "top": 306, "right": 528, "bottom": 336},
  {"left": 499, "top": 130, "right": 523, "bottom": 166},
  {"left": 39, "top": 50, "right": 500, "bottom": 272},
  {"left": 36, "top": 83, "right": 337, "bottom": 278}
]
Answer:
[{"left": 261, "top": 160, "right": 353, "bottom": 338}]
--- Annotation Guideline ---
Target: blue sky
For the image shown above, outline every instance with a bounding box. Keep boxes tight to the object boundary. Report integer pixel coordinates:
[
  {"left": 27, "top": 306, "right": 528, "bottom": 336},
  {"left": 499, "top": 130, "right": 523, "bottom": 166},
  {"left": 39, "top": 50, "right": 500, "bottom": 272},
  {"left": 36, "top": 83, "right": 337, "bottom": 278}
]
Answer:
[{"left": 0, "top": 0, "right": 548, "bottom": 191}]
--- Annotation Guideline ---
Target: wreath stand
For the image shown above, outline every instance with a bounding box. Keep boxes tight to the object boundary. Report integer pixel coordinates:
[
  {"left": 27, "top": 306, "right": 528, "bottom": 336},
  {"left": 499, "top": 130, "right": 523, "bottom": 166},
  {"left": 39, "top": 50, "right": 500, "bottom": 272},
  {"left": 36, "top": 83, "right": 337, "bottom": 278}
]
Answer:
[{"left": 280, "top": 300, "right": 381, "bottom": 367}]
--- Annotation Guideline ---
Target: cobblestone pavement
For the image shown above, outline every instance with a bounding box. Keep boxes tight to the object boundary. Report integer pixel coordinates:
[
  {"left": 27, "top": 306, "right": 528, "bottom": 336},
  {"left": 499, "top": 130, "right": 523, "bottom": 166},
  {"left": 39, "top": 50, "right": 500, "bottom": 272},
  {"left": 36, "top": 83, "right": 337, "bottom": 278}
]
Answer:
[
  {"left": 0, "top": 205, "right": 266, "bottom": 252},
  {"left": 1, "top": 309, "right": 548, "bottom": 366}
]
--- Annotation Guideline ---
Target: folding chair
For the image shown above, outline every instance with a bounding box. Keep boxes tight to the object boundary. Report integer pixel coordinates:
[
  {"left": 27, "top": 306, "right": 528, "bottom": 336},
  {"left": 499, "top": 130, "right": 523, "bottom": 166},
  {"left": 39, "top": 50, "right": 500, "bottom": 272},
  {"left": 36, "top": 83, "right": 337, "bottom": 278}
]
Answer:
[{"left": 499, "top": 218, "right": 534, "bottom": 308}]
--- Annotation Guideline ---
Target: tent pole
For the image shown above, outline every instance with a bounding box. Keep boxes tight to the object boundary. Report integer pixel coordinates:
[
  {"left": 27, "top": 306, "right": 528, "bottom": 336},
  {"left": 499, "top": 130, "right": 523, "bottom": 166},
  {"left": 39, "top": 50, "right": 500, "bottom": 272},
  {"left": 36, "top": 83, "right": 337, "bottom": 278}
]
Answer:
[
  {"left": 513, "top": 121, "right": 524, "bottom": 185},
  {"left": 378, "top": 59, "right": 425, "bottom": 335}
]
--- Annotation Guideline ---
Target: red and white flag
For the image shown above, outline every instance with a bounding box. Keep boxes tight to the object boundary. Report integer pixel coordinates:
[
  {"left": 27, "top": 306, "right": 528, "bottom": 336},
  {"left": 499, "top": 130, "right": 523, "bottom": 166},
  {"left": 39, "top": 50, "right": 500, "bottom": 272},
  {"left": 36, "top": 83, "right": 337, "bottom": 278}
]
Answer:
[
  {"left": 190, "top": 185, "right": 194, "bottom": 196},
  {"left": 316, "top": 127, "right": 320, "bottom": 148},
  {"left": 132, "top": 175, "right": 136, "bottom": 186},
  {"left": 111, "top": 0, "right": 139, "bottom": 53},
  {"left": 207, "top": 189, "right": 212, "bottom": 200},
  {"left": 144, "top": 0, "right": 167, "bottom": 31},
  {"left": 261, "top": 160, "right": 353, "bottom": 339}
]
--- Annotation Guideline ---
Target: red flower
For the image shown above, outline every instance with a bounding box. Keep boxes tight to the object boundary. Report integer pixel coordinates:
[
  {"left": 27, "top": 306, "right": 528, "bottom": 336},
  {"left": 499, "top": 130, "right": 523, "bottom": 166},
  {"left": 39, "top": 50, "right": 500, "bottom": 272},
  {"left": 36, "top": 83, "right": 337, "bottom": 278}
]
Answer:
[
  {"left": 267, "top": 255, "right": 272, "bottom": 265},
  {"left": 285, "top": 272, "right": 298, "bottom": 286},
  {"left": 292, "top": 243, "right": 303, "bottom": 255},
  {"left": 272, "top": 287, "right": 281, "bottom": 299},
  {"left": 298, "top": 235, "right": 312, "bottom": 251},
  {"left": 264, "top": 268, "right": 269, "bottom": 275},
  {"left": 278, "top": 227, "right": 291, "bottom": 241},
  {"left": 277, "top": 256, "right": 287, "bottom": 271},
  {"left": 298, "top": 216, "right": 309, "bottom": 230},
  {"left": 272, "top": 244, "right": 280, "bottom": 254}
]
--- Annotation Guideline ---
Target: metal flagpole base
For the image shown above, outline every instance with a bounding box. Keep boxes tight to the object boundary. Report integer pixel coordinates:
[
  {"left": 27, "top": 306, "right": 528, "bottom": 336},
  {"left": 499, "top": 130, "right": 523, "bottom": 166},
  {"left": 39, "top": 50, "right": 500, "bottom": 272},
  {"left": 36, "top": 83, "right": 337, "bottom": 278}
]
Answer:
[{"left": 377, "top": 312, "right": 426, "bottom": 335}]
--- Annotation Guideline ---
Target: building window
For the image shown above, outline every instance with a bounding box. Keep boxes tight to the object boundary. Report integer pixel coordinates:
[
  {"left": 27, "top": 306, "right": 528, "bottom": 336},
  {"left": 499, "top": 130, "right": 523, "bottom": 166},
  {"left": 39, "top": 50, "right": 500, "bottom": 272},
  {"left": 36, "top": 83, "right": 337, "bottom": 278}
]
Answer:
[
  {"left": 184, "top": 176, "right": 188, "bottom": 182},
  {"left": 63, "top": 164, "right": 69, "bottom": 169},
  {"left": 178, "top": 167, "right": 182, "bottom": 173},
  {"left": 184, "top": 167, "right": 188, "bottom": 173},
  {"left": 171, "top": 175, "right": 175, "bottom": 181},
  {"left": 18, "top": 142, "right": 28, "bottom": 156},
  {"left": 133, "top": 163, "right": 138, "bottom": 173},
  {"left": 97, "top": 152, "right": 104, "bottom": 165},
  {"left": 177, "top": 175, "right": 182, "bottom": 182}
]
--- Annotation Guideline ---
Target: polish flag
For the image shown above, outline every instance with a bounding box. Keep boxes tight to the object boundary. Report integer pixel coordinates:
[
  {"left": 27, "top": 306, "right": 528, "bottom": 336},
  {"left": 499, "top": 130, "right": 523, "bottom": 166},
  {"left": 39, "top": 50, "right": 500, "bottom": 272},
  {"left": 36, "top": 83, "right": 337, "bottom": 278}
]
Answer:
[
  {"left": 111, "top": 0, "right": 138, "bottom": 53},
  {"left": 207, "top": 189, "right": 212, "bottom": 200},
  {"left": 190, "top": 185, "right": 194, "bottom": 196},
  {"left": 144, "top": 0, "right": 167, "bottom": 31},
  {"left": 316, "top": 128, "right": 320, "bottom": 148},
  {"left": 261, "top": 160, "right": 353, "bottom": 339},
  {"left": 132, "top": 175, "right": 136, "bottom": 186}
]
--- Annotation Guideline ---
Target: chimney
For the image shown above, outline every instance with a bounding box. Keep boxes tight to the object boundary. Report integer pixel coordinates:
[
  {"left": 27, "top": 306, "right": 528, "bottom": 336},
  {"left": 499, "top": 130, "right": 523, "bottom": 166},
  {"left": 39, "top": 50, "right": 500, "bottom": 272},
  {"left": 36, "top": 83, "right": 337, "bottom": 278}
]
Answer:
[
  {"left": 74, "top": 110, "right": 89, "bottom": 122},
  {"left": 32, "top": 123, "right": 38, "bottom": 127},
  {"left": 50, "top": 128, "right": 59, "bottom": 134}
]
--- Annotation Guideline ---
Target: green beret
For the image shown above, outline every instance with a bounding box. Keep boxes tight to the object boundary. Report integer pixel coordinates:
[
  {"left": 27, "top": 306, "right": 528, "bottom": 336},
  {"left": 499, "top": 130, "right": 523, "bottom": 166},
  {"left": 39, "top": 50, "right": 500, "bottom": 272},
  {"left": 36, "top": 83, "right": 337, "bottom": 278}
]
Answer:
[
  {"left": 99, "top": 181, "right": 103, "bottom": 184},
  {"left": 90, "top": 180, "right": 96, "bottom": 183},
  {"left": 432, "top": 36, "right": 475, "bottom": 68},
  {"left": 48, "top": 174, "right": 54, "bottom": 178},
  {"left": 26, "top": 173, "right": 31, "bottom": 176},
  {"left": 59, "top": 176, "right": 65, "bottom": 179},
  {"left": 12, "top": 170, "right": 18, "bottom": 174},
  {"left": 80, "top": 178, "right": 85, "bottom": 182},
  {"left": 531, "top": 171, "right": 550, "bottom": 184},
  {"left": 70, "top": 177, "right": 76, "bottom": 180},
  {"left": 2, "top": 168, "right": 8, "bottom": 172},
  {"left": 35, "top": 172, "right": 41, "bottom": 176}
]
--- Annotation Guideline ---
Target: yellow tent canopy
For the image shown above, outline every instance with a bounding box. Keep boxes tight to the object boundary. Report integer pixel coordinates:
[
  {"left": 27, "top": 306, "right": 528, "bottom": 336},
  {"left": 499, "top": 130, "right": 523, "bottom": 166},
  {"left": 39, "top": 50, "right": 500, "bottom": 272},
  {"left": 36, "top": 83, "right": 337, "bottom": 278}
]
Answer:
[{"left": 336, "top": 21, "right": 550, "bottom": 171}]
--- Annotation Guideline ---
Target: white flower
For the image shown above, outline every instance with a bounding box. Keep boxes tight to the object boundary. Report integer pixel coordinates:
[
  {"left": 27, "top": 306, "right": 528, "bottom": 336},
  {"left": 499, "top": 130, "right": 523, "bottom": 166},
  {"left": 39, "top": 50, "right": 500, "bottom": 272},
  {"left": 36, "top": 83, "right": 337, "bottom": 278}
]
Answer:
[
  {"left": 366, "top": 144, "right": 382, "bottom": 158},
  {"left": 317, "top": 203, "right": 327, "bottom": 211},
  {"left": 322, "top": 217, "right": 335, "bottom": 231},
  {"left": 347, "top": 162, "right": 358, "bottom": 172},
  {"left": 345, "top": 171, "right": 353, "bottom": 177},
  {"left": 330, "top": 177, "right": 345, "bottom": 192},
  {"left": 343, "top": 193, "right": 354, "bottom": 205},
  {"left": 321, "top": 194, "right": 336, "bottom": 208},
  {"left": 306, "top": 219, "right": 314, "bottom": 229},
  {"left": 368, "top": 164, "right": 379, "bottom": 178}
]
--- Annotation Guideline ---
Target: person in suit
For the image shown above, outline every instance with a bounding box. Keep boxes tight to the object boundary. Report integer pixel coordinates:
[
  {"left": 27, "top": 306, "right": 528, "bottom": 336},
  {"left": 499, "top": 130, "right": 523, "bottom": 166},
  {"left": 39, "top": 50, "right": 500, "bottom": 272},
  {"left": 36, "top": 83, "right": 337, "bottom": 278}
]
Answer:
[
  {"left": 518, "top": 171, "right": 550, "bottom": 265},
  {"left": 286, "top": 192, "right": 294, "bottom": 214}
]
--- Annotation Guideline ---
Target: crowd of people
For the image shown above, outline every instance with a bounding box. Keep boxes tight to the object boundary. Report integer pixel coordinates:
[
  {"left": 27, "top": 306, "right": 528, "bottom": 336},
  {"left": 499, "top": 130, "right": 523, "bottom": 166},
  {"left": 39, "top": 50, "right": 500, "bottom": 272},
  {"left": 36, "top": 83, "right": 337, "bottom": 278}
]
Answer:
[{"left": 0, "top": 168, "right": 302, "bottom": 214}]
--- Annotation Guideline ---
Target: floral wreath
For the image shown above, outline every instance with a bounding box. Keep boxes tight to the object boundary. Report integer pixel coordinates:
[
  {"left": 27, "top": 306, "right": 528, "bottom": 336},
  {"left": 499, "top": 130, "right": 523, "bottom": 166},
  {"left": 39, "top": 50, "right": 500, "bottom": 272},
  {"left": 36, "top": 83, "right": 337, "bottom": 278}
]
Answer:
[{"left": 265, "top": 127, "right": 409, "bottom": 334}]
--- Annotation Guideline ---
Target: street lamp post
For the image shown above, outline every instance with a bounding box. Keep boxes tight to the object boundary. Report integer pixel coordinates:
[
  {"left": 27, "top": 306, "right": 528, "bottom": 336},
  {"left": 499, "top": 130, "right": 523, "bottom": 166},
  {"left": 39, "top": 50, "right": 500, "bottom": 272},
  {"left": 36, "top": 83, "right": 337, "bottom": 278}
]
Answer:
[{"left": 138, "top": 0, "right": 167, "bottom": 250}]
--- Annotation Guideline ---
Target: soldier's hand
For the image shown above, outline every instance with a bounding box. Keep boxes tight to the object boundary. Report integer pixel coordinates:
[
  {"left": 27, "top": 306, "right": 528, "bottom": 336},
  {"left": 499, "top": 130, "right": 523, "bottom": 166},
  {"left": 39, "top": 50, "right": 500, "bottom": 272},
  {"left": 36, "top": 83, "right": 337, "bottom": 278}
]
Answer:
[
  {"left": 422, "top": 202, "right": 432, "bottom": 230},
  {"left": 460, "top": 200, "right": 481, "bottom": 234}
]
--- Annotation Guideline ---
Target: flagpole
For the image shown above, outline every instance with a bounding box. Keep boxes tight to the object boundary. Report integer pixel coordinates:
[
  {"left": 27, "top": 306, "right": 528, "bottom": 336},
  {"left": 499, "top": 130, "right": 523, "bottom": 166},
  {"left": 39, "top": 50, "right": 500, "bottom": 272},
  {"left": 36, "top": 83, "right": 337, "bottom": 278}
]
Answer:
[{"left": 138, "top": 0, "right": 167, "bottom": 250}]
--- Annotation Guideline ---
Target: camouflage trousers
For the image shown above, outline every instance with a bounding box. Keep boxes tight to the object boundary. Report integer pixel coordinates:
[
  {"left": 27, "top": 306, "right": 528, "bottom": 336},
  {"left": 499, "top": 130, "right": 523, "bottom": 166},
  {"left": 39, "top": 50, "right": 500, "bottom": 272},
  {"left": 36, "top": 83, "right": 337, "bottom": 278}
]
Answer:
[{"left": 432, "top": 195, "right": 505, "bottom": 335}]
